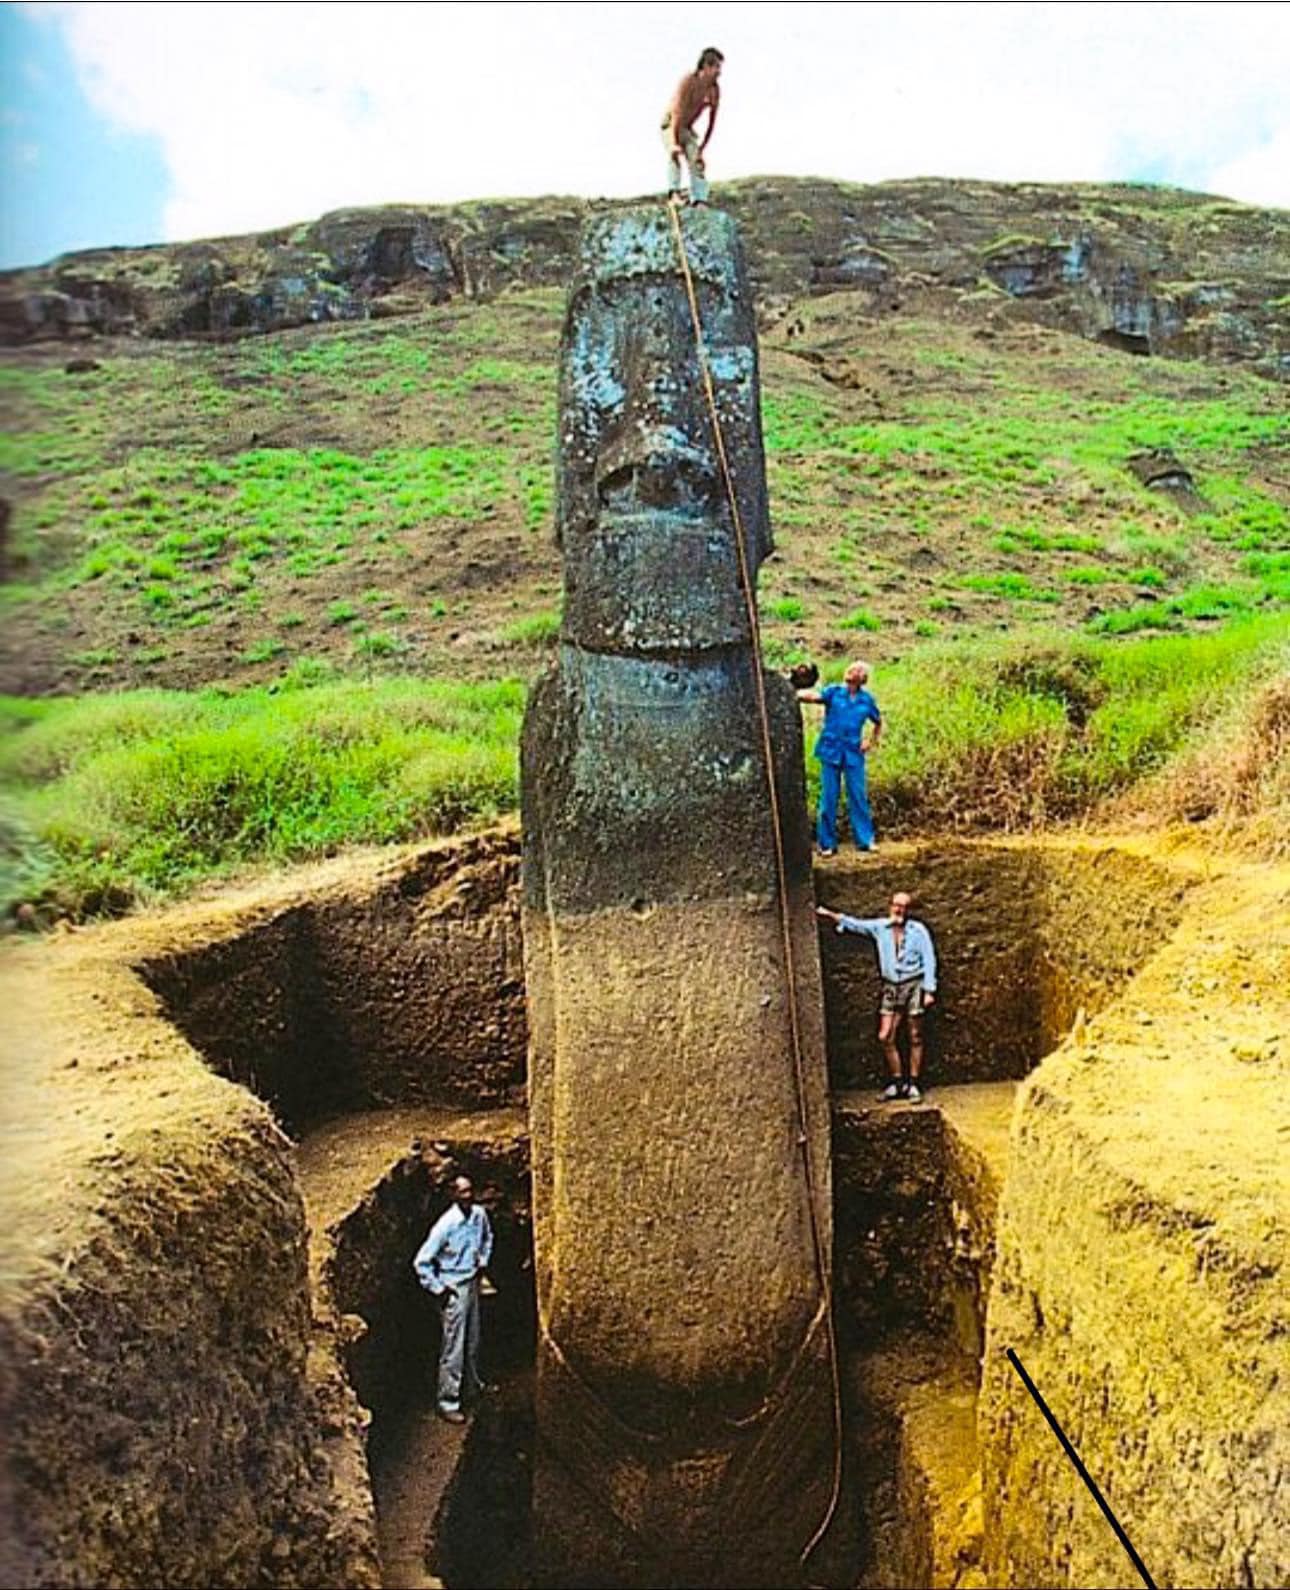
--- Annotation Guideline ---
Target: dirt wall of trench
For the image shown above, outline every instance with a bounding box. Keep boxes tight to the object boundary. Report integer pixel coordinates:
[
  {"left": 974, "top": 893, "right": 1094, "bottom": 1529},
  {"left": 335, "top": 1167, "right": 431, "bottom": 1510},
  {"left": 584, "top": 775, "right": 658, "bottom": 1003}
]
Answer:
[
  {"left": 816, "top": 842, "right": 1192, "bottom": 1089},
  {"left": 6, "top": 823, "right": 1279, "bottom": 1590},
  {"left": 979, "top": 861, "right": 1290, "bottom": 1590},
  {"left": 833, "top": 1092, "right": 1008, "bottom": 1363},
  {"left": 139, "top": 830, "right": 526, "bottom": 1132},
  {"left": 0, "top": 930, "right": 380, "bottom": 1589},
  {"left": 323, "top": 1124, "right": 534, "bottom": 1419},
  {"left": 141, "top": 835, "right": 1192, "bottom": 1144}
]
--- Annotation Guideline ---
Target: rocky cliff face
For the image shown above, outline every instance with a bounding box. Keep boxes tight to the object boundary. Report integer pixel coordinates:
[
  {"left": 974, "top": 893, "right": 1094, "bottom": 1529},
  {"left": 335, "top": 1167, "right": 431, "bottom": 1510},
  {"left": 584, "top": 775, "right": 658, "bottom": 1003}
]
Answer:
[{"left": 3, "top": 177, "right": 1286, "bottom": 378}]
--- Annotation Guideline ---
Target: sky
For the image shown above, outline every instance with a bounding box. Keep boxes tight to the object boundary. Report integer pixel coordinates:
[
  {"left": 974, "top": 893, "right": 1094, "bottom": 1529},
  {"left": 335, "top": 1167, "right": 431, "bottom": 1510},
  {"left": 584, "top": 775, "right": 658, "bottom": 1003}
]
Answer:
[{"left": 2, "top": 2, "right": 1288, "bottom": 269}]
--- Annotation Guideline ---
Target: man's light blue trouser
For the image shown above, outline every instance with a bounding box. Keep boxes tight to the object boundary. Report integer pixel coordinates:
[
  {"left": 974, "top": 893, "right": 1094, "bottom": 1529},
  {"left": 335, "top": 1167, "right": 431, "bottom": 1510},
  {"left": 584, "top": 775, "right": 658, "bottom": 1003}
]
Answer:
[
  {"left": 817, "top": 756, "right": 875, "bottom": 851},
  {"left": 437, "top": 1275, "right": 483, "bottom": 1412}
]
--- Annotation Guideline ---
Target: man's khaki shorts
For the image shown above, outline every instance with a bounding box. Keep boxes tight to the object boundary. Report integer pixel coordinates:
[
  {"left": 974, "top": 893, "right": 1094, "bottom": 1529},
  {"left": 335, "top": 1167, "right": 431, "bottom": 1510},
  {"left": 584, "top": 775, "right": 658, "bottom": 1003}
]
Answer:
[{"left": 880, "top": 978, "right": 926, "bottom": 1017}]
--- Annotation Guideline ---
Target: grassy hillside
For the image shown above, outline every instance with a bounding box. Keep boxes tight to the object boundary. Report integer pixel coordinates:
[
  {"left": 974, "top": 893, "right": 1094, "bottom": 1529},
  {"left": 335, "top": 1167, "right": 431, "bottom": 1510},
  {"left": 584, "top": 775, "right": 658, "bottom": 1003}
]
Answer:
[
  {"left": 1, "top": 276, "right": 1286, "bottom": 697},
  {"left": 1, "top": 185, "right": 1287, "bottom": 920}
]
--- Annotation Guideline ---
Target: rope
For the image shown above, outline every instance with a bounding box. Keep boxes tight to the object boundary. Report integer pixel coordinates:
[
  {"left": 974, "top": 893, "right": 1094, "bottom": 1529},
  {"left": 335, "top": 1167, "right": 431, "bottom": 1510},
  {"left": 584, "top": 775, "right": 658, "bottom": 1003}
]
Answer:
[{"left": 666, "top": 197, "right": 844, "bottom": 1568}]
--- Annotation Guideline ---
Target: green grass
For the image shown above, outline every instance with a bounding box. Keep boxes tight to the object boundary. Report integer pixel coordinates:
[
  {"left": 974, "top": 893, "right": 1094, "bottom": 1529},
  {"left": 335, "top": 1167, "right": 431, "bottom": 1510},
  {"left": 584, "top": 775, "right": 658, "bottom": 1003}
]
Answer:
[
  {"left": 0, "top": 676, "right": 524, "bottom": 917},
  {"left": 1088, "top": 577, "right": 1281, "bottom": 634},
  {"left": 959, "top": 573, "right": 1060, "bottom": 603},
  {"left": 5, "top": 615, "right": 1284, "bottom": 921},
  {"left": 500, "top": 609, "right": 561, "bottom": 647},
  {"left": 839, "top": 607, "right": 883, "bottom": 631},
  {"left": 4, "top": 289, "right": 1285, "bottom": 692},
  {"left": 5, "top": 442, "right": 533, "bottom": 626},
  {"left": 352, "top": 629, "right": 408, "bottom": 659},
  {"left": 799, "top": 614, "right": 1287, "bottom": 828}
]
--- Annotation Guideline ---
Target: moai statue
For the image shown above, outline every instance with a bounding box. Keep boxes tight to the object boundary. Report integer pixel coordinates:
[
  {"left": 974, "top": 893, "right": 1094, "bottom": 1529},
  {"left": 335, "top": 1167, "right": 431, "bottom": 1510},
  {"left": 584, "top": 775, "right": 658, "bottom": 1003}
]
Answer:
[{"left": 521, "top": 205, "right": 836, "bottom": 1589}]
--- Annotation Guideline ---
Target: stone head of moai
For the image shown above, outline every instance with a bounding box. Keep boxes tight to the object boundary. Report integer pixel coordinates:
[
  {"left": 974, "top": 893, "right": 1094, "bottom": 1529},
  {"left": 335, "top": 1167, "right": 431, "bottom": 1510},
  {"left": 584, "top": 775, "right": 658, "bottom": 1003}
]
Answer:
[{"left": 556, "top": 205, "right": 772, "bottom": 655}]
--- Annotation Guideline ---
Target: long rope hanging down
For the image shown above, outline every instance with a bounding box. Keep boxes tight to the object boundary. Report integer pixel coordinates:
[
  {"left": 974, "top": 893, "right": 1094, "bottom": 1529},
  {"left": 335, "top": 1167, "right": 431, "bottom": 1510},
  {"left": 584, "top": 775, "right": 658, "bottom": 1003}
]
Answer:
[{"left": 666, "top": 199, "right": 844, "bottom": 1568}]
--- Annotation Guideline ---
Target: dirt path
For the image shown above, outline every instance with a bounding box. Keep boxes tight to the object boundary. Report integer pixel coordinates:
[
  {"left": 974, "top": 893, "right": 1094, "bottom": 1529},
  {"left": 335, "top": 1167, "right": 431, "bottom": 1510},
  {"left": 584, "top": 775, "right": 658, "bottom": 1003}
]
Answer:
[{"left": 367, "top": 1402, "right": 464, "bottom": 1590}]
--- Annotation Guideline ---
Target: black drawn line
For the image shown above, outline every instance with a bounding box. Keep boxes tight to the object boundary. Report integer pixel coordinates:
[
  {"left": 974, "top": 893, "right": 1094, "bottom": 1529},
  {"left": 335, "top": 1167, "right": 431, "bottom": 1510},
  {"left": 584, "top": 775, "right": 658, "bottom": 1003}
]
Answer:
[{"left": 1006, "top": 1347, "right": 1156, "bottom": 1590}]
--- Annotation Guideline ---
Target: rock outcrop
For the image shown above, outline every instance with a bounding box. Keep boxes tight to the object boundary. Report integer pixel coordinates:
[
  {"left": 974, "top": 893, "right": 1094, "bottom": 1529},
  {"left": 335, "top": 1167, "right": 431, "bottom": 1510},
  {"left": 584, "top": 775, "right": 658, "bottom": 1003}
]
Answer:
[
  {"left": 2, "top": 179, "right": 1286, "bottom": 378},
  {"left": 520, "top": 203, "right": 837, "bottom": 1587}
]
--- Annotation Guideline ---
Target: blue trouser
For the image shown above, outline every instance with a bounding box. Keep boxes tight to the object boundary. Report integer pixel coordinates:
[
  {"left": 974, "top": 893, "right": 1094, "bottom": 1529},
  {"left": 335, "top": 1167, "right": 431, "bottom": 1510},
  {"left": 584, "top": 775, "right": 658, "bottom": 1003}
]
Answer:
[
  {"left": 437, "top": 1276, "right": 483, "bottom": 1412},
  {"left": 817, "top": 756, "right": 874, "bottom": 851}
]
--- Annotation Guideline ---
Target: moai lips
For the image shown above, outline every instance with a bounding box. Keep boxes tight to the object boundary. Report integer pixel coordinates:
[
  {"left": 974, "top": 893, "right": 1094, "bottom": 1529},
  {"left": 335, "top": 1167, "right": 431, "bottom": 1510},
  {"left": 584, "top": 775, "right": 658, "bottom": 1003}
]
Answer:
[{"left": 521, "top": 204, "right": 838, "bottom": 1589}]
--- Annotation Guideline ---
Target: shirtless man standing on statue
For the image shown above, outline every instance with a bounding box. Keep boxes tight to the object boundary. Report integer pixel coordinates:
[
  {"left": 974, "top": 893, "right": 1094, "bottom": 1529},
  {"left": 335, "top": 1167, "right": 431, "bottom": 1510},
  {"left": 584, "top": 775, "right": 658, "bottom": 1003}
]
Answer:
[{"left": 661, "top": 47, "right": 723, "bottom": 206}]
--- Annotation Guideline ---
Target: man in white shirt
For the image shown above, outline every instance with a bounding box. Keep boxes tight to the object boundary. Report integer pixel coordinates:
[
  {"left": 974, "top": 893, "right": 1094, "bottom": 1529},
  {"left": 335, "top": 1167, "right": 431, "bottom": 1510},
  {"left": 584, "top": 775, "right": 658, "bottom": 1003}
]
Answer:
[
  {"left": 413, "top": 1174, "right": 494, "bottom": 1423},
  {"left": 818, "top": 891, "right": 938, "bottom": 1102}
]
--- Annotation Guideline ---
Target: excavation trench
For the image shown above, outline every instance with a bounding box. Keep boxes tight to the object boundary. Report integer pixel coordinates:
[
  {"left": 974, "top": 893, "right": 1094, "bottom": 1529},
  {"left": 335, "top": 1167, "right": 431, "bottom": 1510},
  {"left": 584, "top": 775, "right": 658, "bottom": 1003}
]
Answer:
[{"left": 54, "top": 832, "right": 1198, "bottom": 1588}]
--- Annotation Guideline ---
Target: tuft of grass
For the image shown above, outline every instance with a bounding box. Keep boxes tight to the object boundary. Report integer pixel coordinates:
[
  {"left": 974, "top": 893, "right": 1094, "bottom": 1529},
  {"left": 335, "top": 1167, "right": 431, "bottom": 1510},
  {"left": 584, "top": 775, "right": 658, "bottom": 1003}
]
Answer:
[
  {"left": 765, "top": 596, "right": 806, "bottom": 623},
  {"left": 1116, "top": 660, "right": 1290, "bottom": 857},
  {"left": 839, "top": 607, "right": 883, "bottom": 631},
  {"left": 959, "top": 573, "right": 1059, "bottom": 603},
  {"left": 500, "top": 609, "right": 561, "bottom": 647},
  {"left": 352, "top": 630, "right": 408, "bottom": 660}
]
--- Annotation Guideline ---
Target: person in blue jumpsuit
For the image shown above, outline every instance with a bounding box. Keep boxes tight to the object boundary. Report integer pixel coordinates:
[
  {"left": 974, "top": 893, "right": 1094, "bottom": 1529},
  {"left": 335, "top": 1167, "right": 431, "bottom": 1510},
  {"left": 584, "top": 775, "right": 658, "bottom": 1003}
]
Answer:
[{"left": 796, "top": 659, "right": 882, "bottom": 855}]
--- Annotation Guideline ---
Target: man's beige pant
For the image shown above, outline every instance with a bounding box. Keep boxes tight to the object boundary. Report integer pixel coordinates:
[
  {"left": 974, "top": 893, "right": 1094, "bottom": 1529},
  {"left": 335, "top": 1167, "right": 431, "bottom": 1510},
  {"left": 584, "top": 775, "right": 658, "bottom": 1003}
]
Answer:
[{"left": 661, "top": 123, "right": 709, "bottom": 203}]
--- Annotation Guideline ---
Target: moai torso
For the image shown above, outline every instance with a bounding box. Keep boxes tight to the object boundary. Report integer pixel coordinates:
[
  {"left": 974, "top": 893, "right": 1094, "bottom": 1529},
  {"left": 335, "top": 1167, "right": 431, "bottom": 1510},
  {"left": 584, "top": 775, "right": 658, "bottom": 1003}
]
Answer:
[{"left": 521, "top": 205, "right": 835, "bottom": 1589}]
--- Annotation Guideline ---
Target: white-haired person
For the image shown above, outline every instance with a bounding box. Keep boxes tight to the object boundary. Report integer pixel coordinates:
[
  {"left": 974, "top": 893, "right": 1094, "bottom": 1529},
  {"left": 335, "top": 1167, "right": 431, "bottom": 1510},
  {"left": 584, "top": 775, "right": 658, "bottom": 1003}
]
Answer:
[{"left": 796, "top": 659, "right": 882, "bottom": 856}]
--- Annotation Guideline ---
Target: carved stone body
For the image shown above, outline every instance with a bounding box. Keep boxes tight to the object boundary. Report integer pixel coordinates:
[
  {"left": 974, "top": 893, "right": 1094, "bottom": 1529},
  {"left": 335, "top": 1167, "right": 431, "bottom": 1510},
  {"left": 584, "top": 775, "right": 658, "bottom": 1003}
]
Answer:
[{"left": 521, "top": 205, "right": 834, "bottom": 1588}]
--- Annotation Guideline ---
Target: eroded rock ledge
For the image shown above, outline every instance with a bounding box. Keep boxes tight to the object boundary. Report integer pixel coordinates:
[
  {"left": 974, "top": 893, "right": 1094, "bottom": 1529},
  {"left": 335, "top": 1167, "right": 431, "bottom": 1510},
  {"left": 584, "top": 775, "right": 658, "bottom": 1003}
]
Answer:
[{"left": 3, "top": 178, "right": 1286, "bottom": 378}]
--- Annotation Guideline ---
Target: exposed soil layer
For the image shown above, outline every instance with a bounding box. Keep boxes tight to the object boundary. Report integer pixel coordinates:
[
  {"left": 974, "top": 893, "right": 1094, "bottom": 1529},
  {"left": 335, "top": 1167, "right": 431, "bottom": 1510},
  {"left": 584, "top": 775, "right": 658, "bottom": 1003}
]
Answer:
[
  {"left": 1, "top": 826, "right": 1282, "bottom": 1589},
  {"left": 139, "top": 829, "right": 525, "bottom": 1132},
  {"left": 817, "top": 841, "right": 1193, "bottom": 1087},
  {"left": 850, "top": 1342, "right": 985, "bottom": 1590},
  {"left": 295, "top": 1106, "right": 532, "bottom": 1590},
  {"left": 834, "top": 1084, "right": 1015, "bottom": 1360},
  {"left": 0, "top": 908, "right": 382, "bottom": 1587},
  {"left": 137, "top": 835, "right": 1193, "bottom": 1144},
  {"left": 837, "top": 1082, "right": 1014, "bottom": 1590},
  {"left": 979, "top": 855, "right": 1290, "bottom": 1590}
]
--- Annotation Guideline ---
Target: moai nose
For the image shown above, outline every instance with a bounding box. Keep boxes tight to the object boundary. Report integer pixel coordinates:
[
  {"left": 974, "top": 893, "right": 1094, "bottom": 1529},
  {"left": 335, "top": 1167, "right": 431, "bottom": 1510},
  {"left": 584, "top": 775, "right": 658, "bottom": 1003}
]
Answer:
[{"left": 594, "top": 420, "right": 717, "bottom": 513}]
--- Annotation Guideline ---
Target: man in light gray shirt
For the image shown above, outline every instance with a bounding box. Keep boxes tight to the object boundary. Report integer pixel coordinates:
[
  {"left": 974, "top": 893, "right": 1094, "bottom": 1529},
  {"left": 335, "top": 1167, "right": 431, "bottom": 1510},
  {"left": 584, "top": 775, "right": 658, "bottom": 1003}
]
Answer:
[
  {"left": 818, "top": 891, "right": 938, "bottom": 1102},
  {"left": 413, "top": 1174, "right": 494, "bottom": 1423}
]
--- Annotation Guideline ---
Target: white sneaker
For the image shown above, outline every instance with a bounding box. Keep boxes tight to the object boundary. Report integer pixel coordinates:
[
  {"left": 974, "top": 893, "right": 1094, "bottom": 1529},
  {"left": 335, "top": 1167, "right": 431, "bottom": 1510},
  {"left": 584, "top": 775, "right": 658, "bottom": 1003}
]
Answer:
[
  {"left": 881, "top": 1082, "right": 902, "bottom": 1101},
  {"left": 906, "top": 1083, "right": 922, "bottom": 1103}
]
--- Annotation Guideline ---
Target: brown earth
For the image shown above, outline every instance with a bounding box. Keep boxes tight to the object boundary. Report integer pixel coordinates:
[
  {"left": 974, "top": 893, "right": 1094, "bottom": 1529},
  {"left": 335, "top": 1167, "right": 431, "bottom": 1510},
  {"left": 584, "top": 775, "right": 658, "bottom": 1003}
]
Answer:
[
  {"left": 979, "top": 852, "right": 1290, "bottom": 1590},
  {"left": 1, "top": 825, "right": 1286, "bottom": 1587}
]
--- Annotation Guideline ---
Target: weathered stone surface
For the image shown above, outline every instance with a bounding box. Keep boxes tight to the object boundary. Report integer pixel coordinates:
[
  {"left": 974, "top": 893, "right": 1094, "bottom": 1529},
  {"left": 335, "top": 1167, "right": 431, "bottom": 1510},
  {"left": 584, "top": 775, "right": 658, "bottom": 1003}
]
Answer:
[
  {"left": 1125, "top": 447, "right": 1208, "bottom": 512},
  {"left": 521, "top": 204, "right": 837, "bottom": 1587},
  {"left": 2, "top": 179, "right": 1285, "bottom": 376}
]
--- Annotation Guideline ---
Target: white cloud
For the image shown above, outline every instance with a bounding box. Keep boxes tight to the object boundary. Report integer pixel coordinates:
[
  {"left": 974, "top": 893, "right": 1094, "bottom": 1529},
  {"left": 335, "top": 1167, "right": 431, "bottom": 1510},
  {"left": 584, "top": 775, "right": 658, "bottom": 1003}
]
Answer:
[
  {"left": 25, "top": 2, "right": 1290, "bottom": 245},
  {"left": 1209, "top": 127, "right": 1290, "bottom": 211}
]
